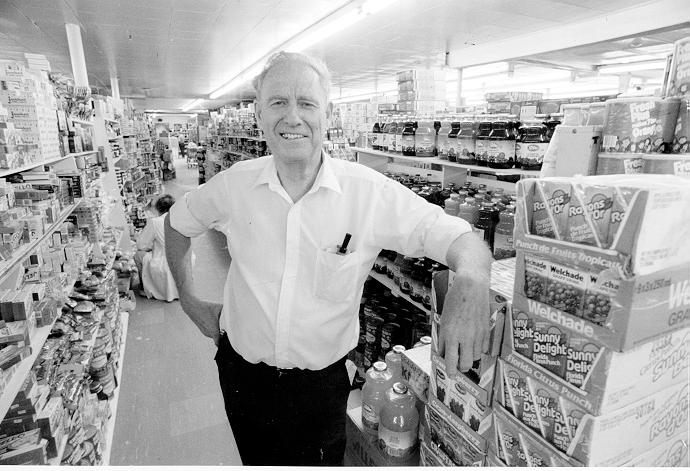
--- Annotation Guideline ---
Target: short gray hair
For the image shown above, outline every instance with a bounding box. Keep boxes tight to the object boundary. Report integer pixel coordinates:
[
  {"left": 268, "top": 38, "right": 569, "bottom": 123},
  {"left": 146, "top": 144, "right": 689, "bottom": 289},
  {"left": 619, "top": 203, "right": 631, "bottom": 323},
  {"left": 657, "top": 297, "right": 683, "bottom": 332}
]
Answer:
[{"left": 252, "top": 51, "right": 331, "bottom": 102}]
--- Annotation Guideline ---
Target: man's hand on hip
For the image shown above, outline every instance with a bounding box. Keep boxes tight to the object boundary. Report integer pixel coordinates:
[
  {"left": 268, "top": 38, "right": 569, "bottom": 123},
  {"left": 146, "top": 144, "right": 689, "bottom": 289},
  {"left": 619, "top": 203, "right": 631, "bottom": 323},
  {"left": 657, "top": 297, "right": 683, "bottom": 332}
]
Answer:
[{"left": 179, "top": 291, "right": 223, "bottom": 346}]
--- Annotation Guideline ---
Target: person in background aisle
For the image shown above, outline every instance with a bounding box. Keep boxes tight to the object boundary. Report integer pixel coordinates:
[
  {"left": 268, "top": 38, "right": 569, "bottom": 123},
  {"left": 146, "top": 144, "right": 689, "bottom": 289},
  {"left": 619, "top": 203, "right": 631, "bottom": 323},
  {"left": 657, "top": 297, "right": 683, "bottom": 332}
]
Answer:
[
  {"left": 134, "top": 194, "right": 179, "bottom": 302},
  {"left": 164, "top": 51, "right": 491, "bottom": 466}
]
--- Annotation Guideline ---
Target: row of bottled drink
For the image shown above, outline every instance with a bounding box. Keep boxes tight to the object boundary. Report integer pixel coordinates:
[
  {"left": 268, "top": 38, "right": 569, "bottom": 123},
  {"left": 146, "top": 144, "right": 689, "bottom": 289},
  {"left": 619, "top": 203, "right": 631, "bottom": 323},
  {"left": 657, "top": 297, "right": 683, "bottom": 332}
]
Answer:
[
  {"left": 370, "top": 114, "right": 563, "bottom": 171},
  {"left": 443, "top": 183, "right": 517, "bottom": 260},
  {"left": 381, "top": 171, "right": 517, "bottom": 260}
]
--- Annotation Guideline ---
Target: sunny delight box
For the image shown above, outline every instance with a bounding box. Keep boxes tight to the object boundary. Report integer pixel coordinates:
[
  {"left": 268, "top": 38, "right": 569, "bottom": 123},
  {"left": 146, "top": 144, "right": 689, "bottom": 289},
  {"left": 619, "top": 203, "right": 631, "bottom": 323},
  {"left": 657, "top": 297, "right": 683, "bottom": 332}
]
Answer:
[
  {"left": 514, "top": 175, "right": 690, "bottom": 351},
  {"left": 501, "top": 307, "right": 689, "bottom": 415}
]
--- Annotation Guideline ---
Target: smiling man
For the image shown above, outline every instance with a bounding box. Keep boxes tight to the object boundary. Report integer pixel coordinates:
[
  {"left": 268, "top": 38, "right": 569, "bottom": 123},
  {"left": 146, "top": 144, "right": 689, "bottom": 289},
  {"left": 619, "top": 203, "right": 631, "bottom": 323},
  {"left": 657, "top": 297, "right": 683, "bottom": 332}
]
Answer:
[{"left": 164, "top": 51, "right": 491, "bottom": 466}]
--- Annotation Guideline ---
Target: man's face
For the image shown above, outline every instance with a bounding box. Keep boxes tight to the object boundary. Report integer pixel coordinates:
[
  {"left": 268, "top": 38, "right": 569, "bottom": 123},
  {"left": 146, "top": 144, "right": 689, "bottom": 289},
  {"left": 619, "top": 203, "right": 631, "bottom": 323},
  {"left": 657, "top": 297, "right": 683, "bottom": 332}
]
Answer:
[{"left": 256, "top": 61, "right": 329, "bottom": 165}]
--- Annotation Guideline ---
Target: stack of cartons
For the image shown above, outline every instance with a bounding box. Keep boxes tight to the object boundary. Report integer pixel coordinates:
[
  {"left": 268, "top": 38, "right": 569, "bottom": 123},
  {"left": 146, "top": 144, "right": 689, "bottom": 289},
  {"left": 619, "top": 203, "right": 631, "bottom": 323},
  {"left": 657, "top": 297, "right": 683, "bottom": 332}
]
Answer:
[
  {"left": 419, "top": 260, "right": 511, "bottom": 466},
  {"left": 0, "top": 61, "right": 60, "bottom": 166},
  {"left": 397, "top": 70, "right": 446, "bottom": 115},
  {"left": 491, "top": 174, "right": 690, "bottom": 466},
  {"left": 485, "top": 92, "right": 543, "bottom": 116}
]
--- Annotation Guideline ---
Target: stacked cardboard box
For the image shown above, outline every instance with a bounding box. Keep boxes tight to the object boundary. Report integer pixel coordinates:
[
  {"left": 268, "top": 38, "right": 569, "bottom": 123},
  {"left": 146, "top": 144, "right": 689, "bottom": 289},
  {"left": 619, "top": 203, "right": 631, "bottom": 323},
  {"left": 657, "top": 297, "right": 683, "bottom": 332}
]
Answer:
[
  {"left": 397, "top": 70, "right": 446, "bottom": 115},
  {"left": 484, "top": 92, "right": 543, "bottom": 117},
  {"left": 0, "top": 61, "right": 60, "bottom": 167},
  {"left": 491, "top": 175, "right": 690, "bottom": 467}
]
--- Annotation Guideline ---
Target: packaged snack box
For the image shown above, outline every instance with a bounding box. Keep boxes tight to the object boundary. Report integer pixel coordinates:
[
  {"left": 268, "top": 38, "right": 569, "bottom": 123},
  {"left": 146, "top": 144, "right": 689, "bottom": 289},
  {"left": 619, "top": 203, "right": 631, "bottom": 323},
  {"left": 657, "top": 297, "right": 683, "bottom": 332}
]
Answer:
[{"left": 426, "top": 396, "right": 487, "bottom": 465}]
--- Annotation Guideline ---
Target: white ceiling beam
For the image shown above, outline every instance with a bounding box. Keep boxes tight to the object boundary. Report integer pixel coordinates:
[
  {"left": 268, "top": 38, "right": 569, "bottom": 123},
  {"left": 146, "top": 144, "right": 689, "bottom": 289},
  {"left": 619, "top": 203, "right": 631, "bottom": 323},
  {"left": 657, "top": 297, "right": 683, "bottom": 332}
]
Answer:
[{"left": 448, "top": 0, "right": 690, "bottom": 68}]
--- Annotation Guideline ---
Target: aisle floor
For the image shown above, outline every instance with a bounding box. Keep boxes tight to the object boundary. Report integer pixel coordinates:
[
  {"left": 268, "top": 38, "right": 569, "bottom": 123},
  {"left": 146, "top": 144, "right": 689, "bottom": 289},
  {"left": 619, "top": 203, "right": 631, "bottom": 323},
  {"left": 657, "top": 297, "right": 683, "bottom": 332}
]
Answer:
[{"left": 110, "top": 158, "right": 241, "bottom": 465}]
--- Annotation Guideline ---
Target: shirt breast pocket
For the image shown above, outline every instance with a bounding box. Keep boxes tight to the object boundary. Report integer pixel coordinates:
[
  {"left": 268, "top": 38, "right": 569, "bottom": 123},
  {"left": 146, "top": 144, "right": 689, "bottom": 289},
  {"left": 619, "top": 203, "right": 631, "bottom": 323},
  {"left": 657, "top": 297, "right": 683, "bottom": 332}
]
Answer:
[{"left": 313, "top": 249, "right": 360, "bottom": 303}]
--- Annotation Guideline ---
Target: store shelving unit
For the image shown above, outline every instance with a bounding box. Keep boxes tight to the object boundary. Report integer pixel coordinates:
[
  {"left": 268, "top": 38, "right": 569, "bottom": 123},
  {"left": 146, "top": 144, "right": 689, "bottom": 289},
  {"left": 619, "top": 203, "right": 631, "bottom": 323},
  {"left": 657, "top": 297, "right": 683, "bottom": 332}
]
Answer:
[
  {"left": 352, "top": 146, "right": 537, "bottom": 192},
  {"left": 100, "top": 311, "right": 129, "bottom": 465},
  {"left": 0, "top": 151, "right": 98, "bottom": 178},
  {"left": 368, "top": 268, "right": 428, "bottom": 313},
  {"left": 0, "top": 203, "right": 79, "bottom": 285},
  {"left": 223, "top": 134, "right": 265, "bottom": 142}
]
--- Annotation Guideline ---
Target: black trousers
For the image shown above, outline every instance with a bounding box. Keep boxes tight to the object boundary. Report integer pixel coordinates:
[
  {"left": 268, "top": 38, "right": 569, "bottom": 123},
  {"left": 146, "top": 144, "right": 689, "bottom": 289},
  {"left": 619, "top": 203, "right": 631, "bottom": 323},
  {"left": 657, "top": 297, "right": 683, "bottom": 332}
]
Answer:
[{"left": 215, "top": 332, "right": 350, "bottom": 466}]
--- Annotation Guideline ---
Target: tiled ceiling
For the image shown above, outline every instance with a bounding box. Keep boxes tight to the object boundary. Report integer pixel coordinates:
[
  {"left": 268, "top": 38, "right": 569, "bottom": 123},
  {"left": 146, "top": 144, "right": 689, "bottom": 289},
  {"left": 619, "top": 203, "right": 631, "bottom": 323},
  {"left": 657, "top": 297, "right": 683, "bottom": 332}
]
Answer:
[{"left": 0, "top": 0, "right": 688, "bottom": 111}]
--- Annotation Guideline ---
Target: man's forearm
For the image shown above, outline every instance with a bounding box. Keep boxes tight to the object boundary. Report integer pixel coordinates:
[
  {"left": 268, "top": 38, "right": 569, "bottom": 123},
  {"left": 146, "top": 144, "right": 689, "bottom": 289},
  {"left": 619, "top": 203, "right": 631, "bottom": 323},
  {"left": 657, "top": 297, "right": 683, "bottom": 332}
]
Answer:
[
  {"left": 445, "top": 231, "right": 492, "bottom": 283},
  {"left": 164, "top": 213, "right": 194, "bottom": 293}
]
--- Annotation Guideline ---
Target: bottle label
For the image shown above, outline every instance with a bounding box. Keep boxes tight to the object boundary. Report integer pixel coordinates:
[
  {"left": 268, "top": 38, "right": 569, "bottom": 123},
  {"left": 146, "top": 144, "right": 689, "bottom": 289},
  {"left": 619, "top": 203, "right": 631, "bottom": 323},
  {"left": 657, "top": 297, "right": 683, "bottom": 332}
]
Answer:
[
  {"left": 516, "top": 142, "right": 548, "bottom": 166},
  {"left": 475, "top": 140, "right": 488, "bottom": 161},
  {"left": 389, "top": 134, "right": 397, "bottom": 152},
  {"left": 458, "top": 137, "right": 476, "bottom": 157},
  {"left": 487, "top": 140, "right": 515, "bottom": 164},
  {"left": 378, "top": 425, "right": 418, "bottom": 458},
  {"left": 402, "top": 136, "right": 415, "bottom": 153},
  {"left": 362, "top": 402, "right": 379, "bottom": 431},
  {"left": 493, "top": 232, "right": 515, "bottom": 259}
]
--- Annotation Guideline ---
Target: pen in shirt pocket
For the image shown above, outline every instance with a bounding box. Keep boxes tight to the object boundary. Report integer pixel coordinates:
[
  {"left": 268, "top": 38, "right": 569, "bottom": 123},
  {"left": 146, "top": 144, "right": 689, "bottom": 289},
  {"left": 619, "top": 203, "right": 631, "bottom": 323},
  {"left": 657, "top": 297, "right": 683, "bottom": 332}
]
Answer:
[{"left": 337, "top": 233, "right": 352, "bottom": 255}]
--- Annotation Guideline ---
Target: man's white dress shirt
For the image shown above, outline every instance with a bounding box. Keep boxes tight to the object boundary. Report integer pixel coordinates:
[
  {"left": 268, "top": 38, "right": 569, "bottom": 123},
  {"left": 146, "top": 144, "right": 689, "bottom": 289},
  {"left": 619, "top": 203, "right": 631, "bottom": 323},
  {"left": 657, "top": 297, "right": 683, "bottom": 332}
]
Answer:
[{"left": 169, "top": 154, "right": 471, "bottom": 370}]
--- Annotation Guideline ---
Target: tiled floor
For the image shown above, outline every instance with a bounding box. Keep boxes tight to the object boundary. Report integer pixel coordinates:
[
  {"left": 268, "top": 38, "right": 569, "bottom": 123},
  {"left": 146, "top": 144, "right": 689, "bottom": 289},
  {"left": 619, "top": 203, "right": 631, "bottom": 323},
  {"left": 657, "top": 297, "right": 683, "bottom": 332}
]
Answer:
[{"left": 110, "top": 157, "right": 240, "bottom": 465}]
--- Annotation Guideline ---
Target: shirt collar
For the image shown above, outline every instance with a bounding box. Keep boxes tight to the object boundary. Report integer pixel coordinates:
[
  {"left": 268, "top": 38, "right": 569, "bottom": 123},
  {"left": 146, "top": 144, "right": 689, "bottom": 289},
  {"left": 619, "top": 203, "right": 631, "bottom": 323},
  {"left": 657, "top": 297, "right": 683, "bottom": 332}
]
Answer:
[{"left": 252, "top": 152, "right": 343, "bottom": 195}]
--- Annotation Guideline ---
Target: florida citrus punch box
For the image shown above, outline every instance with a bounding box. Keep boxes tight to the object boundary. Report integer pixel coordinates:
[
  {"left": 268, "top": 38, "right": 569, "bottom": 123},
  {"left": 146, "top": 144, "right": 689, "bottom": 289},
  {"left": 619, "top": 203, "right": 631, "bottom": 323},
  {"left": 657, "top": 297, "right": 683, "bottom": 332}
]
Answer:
[
  {"left": 514, "top": 175, "right": 690, "bottom": 351},
  {"left": 492, "top": 374, "right": 688, "bottom": 466}
]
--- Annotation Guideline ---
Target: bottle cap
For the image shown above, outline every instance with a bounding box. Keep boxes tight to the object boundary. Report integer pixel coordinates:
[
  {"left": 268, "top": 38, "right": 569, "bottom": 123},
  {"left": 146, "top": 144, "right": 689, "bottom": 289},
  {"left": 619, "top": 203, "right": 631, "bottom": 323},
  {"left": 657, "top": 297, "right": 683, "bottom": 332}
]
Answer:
[
  {"left": 392, "top": 345, "right": 406, "bottom": 354},
  {"left": 419, "top": 336, "right": 431, "bottom": 345},
  {"left": 393, "top": 382, "right": 408, "bottom": 395},
  {"left": 373, "top": 361, "right": 388, "bottom": 372}
]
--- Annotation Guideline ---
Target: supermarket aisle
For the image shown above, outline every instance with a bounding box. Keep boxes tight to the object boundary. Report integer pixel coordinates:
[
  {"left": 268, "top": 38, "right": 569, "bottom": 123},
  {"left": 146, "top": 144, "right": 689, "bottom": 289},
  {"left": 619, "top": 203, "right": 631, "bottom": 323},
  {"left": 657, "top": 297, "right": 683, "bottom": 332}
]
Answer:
[{"left": 110, "top": 160, "right": 239, "bottom": 465}]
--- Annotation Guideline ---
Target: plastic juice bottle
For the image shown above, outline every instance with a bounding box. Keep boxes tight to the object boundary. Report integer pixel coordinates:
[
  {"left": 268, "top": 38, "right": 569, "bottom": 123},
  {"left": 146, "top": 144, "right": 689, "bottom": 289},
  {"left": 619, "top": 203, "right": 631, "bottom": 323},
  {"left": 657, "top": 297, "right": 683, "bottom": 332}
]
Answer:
[
  {"left": 457, "top": 196, "right": 479, "bottom": 225},
  {"left": 457, "top": 116, "right": 477, "bottom": 165},
  {"left": 413, "top": 335, "right": 432, "bottom": 348},
  {"left": 384, "top": 345, "right": 406, "bottom": 385},
  {"left": 436, "top": 121, "right": 452, "bottom": 160},
  {"left": 516, "top": 119, "right": 549, "bottom": 171},
  {"left": 378, "top": 382, "right": 420, "bottom": 460},
  {"left": 475, "top": 202, "right": 499, "bottom": 251},
  {"left": 444, "top": 193, "right": 460, "bottom": 216},
  {"left": 362, "top": 361, "right": 395, "bottom": 435},
  {"left": 487, "top": 117, "right": 515, "bottom": 169},
  {"left": 447, "top": 121, "right": 461, "bottom": 162},
  {"left": 387, "top": 120, "right": 398, "bottom": 154},
  {"left": 372, "top": 121, "right": 381, "bottom": 150},
  {"left": 456, "top": 189, "right": 469, "bottom": 204},
  {"left": 401, "top": 122, "right": 416, "bottom": 156},
  {"left": 493, "top": 204, "right": 516, "bottom": 260},
  {"left": 474, "top": 118, "right": 492, "bottom": 166},
  {"left": 414, "top": 120, "right": 435, "bottom": 157}
]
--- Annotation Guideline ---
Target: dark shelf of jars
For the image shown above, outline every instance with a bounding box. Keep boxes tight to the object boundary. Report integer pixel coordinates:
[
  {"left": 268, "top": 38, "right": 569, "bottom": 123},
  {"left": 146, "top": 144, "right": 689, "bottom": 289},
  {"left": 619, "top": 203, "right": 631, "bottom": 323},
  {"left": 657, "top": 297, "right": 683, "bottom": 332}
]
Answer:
[{"left": 352, "top": 147, "right": 541, "bottom": 177}]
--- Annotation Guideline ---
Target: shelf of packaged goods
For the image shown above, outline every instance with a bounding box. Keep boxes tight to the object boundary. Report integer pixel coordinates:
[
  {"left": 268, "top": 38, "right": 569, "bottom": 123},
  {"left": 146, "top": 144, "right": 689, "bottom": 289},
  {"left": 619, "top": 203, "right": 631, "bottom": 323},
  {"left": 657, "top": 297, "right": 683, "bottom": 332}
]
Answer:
[
  {"left": 0, "top": 269, "right": 82, "bottom": 423},
  {"left": 368, "top": 262, "right": 429, "bottom": 314},
  {"left": 227, "top": 150, "right": 254, "bottom": 160},
  {"left": 0, "top": 203, "right": 80, "bottom": 286},
  {"left": 351, "top": 147, "right": 540, "bottom": 177},
  {"left": 100, "top": 310, "right": 128, "bottom": 465},
  {"left": 71, "top": 118, "right": 94, "bottom": 127},
  {"left": 223, "top": 135, "right": 266, "bottom": 142},
  {"left": 0, "top": 151, "right": 98, "bottom": 178}
]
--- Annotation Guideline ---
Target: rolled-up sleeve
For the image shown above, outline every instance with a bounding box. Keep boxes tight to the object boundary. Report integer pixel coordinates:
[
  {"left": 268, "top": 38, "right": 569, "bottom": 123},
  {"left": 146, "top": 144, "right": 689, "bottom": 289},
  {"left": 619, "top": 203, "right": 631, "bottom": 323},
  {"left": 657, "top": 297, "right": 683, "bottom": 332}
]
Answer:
[
  {"left": 372, "top": 178, "right": 472, "bottom": 264},
  {"left": 169, "top": 172, "right": 230, "bottom": 237}
]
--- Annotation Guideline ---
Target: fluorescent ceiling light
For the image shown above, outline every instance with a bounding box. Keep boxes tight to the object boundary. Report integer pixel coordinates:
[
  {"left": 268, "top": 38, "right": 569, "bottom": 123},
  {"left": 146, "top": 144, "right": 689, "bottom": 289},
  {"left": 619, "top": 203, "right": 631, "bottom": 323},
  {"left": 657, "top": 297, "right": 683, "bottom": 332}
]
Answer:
[
  {"left": 208, "top": 0, "right": 395, "bottom": 100},
  {"left": 182, "top": 98, "right": 203, "bottom": 112},
  {"left": 600, "top": 54, "right": 668, "bottom": 65},
  {"left": 598, "top": 60, "right": 667, "bottom": 74}
]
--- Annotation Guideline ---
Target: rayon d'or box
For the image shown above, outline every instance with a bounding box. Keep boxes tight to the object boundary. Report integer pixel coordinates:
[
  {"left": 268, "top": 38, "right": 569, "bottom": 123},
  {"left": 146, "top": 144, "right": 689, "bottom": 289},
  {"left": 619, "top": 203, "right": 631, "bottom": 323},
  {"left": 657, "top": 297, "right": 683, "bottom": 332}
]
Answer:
[{"left": 514, "top": 175, "right": 690, "bottom": 351}]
